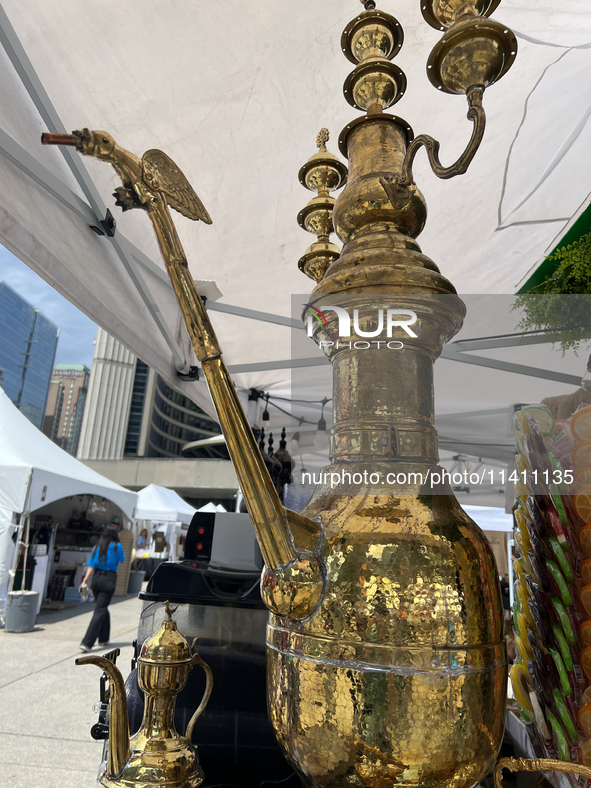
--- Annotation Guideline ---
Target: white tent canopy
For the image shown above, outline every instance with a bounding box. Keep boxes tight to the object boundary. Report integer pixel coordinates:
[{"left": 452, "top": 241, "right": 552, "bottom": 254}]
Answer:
[
  {"left": 0, "top": 1, "right": 588, "bottom": 427},
  {"left": 135, "top": 484, "right": 196, "bottom": 524},
  {"left": 462, "top": 505, "right": 513, "bottom": 533},
  {"left": 0, "top": 388, "right": 137, "bottom": 517},
  {"left": 197, "top": 502, "right": 228, "bottom": 514}
]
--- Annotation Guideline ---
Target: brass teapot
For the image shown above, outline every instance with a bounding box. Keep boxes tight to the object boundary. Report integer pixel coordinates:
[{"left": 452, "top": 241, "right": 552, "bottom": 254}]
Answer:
[{"left": 77, "top": 601, "right": 213, "bottom": 788}]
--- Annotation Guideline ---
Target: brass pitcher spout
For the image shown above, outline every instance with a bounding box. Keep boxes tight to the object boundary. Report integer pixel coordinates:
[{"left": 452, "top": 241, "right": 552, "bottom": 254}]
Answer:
[{"left": 76, "top": 655, "right": 130, "bottom": 779}]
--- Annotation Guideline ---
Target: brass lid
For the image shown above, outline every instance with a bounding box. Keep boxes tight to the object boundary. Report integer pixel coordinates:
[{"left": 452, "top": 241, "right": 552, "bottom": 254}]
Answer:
[
  {"left": 298, "top": 130, "right": 347, "bottom": 193},
  {"left": 420, "top": 0, "right": 501, "bottom": 31},
  {"left": 139, "top": 601, "right": 193, "bottom": 666}
]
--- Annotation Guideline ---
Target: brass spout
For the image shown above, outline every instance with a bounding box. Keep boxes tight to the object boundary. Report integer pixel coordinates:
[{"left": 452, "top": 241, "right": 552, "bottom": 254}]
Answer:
[
  {"left": 76, "top": 655, "right": 130, "bottom": 778},
  {"left": 41, "top": 132, "right": 79, "bottom": 146},
  {"left": 43, "top": 130, "right": 325, "bottom": 620}
]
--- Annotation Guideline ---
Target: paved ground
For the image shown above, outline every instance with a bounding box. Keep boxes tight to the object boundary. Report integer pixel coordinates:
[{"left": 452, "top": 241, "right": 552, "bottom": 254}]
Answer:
[{"left": 0, "top": 593, "right": 141, "bottom": 788}]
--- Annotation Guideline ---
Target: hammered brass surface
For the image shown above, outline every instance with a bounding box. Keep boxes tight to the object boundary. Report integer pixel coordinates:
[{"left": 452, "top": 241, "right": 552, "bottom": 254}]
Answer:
[
  {"left": 333, "top": 119, "right": 427, "bottom": 246},
  {"left": 273, "top": 3, "right": 509, "bottom": 781},
  {"left": 261, "top": 555, "right": 326, "bottom": 619},
  {"left": 268, "top": 484, "right": 506, "bottom": 788}
]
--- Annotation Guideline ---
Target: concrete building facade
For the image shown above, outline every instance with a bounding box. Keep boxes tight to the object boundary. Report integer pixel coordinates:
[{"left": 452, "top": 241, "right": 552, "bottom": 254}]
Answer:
[
  {"left": 43, "top": 364, "right": 90, "bottom": 455},
  {"left": 77, "top": 328, "right": 136, "bottom": 461}
]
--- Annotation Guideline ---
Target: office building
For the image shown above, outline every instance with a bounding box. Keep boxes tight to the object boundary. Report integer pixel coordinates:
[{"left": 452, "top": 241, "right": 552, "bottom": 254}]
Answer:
[
  {"left": 78, "top": 328, "right": 236, "bottom": 507},
  {"left": 43, "top": 364, "right": 90, "bottom": 455},
  {"left": 0, "top": 281, "right": 59, "bottom": 429},
  {"left": 78, "top": 328, "right": 225, "bottom": 461}
]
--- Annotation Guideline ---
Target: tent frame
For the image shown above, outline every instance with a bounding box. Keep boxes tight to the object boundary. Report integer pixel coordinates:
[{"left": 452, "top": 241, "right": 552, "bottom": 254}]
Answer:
[{"left": 6, "top": 468, "right": 32, "bottom": 597}]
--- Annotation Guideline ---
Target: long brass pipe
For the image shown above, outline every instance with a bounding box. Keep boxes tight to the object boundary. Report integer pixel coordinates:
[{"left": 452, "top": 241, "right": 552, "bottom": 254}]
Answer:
[
  {"left": 42, "top": 130, "right": 321, "bottom": 577},
  {"left": 148, "top": 194, "right": 319, "bottom": 568}
]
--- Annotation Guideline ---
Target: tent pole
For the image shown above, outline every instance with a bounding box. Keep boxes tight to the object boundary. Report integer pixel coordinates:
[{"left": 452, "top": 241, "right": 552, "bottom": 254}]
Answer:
[
  {"left": 21, "top": 510, "right": 31, "bottom": 593},
  {"left": 7, "top": 470, "right": 33, "bottom": 595}
]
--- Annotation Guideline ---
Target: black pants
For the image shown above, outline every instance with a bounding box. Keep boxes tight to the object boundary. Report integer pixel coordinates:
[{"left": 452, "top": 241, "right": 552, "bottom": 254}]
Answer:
[{"left": 81, "top": 570, "right": 117, "bottom": 648}]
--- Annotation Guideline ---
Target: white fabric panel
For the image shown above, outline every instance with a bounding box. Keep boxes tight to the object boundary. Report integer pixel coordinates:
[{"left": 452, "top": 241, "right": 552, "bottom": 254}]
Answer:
[
  {"left": 0, "top": 389, "right": 137, "bottom": 516},
  {"left": 135, "top": 484, "right": 196, "bottom": 524},
  {"left": 462, "top": 505, "right": 514, "bottom": 533},
  {"left": 0, "top": 1, "right": 587, "bottom": 421}
]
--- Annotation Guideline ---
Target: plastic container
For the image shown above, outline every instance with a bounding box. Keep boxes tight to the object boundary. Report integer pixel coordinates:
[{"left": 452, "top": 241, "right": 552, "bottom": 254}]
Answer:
[
  {"left": 127, "top": 570, "right": 145, "bottom": 595},
  {"left": 4, "top": 590, "right": 39, "bottom": 632}
]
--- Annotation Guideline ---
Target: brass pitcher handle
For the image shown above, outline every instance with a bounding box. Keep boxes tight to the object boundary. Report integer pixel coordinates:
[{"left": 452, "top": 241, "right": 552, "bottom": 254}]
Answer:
[
  {"left": 185, "top": 650, "right": 214, "bottom": 742},
  {"left": 494, "top": 757, "right": 591, "bottom": 788}
]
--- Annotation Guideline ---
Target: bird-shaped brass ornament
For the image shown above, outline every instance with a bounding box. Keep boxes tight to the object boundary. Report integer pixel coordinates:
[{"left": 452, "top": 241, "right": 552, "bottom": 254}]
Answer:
[
  {"left": 54, "top": 128, "right": 212, "bottom": 224},
  {"left": 42, "top": 128, "right": 220, "bottom": 361}
]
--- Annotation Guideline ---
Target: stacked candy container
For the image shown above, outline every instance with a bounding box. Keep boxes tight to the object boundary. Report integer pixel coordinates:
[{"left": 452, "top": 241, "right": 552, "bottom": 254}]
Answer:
[
  {"left": 510, "top": 404, "right": 591, "bottom": 778},
  {"left": 569, "top": 405, "right": 591, "bottom": 772}
]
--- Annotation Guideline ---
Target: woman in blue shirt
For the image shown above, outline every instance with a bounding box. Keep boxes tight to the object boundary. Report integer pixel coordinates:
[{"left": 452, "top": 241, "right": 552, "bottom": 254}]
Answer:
[{"left": 79, "top": 526, "right": 125, "bottom": 652}]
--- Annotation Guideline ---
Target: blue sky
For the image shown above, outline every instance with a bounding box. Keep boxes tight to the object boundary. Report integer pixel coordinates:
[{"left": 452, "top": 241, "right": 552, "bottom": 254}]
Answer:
[{"left": 0, "top": 245, "right": 97, "bottom": 367}]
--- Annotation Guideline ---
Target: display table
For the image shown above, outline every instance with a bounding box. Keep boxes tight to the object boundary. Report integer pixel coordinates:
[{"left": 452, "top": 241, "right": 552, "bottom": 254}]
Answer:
[{"left": 131, "top": 557, "right": 165, "bottom": 581}]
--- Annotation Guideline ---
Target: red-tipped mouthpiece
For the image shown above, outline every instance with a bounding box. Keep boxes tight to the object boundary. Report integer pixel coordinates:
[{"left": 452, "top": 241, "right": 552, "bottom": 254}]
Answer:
[{"left": 41, "top": 133, "right": 78, "bottom": 146}]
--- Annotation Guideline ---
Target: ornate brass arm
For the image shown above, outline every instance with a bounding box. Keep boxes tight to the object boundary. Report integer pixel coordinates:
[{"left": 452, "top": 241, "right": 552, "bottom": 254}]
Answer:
[
  {"left": 494, "top": 757, "right": 591, "bottom": 788},
  {"left": 42, "top": 129, "right": 325, "bottom": 619},
  {"left": 397, "top": 85, "right": 485, "bottom": 188}
]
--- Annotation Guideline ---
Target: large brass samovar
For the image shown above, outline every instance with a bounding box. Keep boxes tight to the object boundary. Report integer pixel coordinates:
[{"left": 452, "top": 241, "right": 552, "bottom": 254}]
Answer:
[{"left": 43, "top": 2, "right": 519, "bottom": 786}]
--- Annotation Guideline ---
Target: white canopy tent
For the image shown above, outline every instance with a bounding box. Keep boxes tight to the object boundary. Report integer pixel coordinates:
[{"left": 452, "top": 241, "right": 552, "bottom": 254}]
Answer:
[
  {"left": 135, "top": 484, "right": 196, "bottom": 525},
  {"left": 197, "top": 503, "right": 228, "bottom": 513},
  {"left": 0, "top": 0, "right": 588, "bottom": 432},
  {"left": 0, "top": 388, "right": 137, "bottom": 604},
  {"left": 0, "top": 0, "right": 589, "bottom": 523},
  {"left": 134, "top": 484, "right": 197, "bottom": 563},
  {"left": 0, "top": 388, "right": 138, "bottom": 516}
]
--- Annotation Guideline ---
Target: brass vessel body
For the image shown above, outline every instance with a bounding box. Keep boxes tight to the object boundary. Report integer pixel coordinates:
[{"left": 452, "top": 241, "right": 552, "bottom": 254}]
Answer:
[
  {"left": 77, "top": 608, "right": 213, "bottom": 788},
  {"left": 268, "top": 116, "right": 506, "bottom": 788}
]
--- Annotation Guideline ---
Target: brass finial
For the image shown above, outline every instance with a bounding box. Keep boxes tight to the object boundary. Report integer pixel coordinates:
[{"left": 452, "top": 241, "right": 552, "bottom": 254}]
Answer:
[
  {"left": 164, "top": 600, "right": 179, "bottom": 621},
  {"left": 341, "top": 6, "right": 405, "bottom": 113},
  {"left": 297, "top": 131, "right": 347, "bottom": 283},
  {"left": 316, "top": 128, "right": 329, "bottom": 149}
]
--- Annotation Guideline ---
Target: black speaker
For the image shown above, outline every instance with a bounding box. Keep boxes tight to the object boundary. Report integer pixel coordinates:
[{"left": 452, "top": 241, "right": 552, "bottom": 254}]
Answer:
[{"left": 184, "top": 511, "right": 215, "bottom": 562}]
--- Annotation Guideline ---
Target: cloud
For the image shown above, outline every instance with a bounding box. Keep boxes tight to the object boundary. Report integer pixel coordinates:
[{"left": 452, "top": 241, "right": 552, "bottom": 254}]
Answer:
[{"left": 0, "top": 246, "right": 97, "bottom": 367}]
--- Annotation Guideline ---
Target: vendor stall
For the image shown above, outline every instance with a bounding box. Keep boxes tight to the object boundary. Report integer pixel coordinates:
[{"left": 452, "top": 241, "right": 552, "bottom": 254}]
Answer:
[
  {"left": 0, "top": 388, "right": 137, "bottom": 616},
  {"left": 134, "top": 484, "right": 197, "bottom": 565}
]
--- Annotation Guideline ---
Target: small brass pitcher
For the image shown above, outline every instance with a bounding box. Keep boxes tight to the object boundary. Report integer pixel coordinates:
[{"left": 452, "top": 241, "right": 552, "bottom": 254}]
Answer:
[{"left": 77, "top": 601, "right": 213, "bottom": 788}]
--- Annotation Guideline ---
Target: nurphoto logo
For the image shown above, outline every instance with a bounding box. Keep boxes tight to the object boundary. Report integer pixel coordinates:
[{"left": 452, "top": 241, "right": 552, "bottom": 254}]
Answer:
[{"left": 303, "top": 305, "right": 418, "bottom": 350}]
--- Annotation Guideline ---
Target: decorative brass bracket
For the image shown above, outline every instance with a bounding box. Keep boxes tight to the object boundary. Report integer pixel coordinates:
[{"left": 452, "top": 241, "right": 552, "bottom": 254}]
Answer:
[
  {"left": 494, "top": 757, "right": 591, "bottom": 788},
  {"left": 393, "top": 86, "right": 485, "bottom": 194}
]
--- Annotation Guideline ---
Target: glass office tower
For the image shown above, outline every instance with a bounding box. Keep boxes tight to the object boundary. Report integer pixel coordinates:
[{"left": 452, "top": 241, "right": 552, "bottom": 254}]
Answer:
[{"left": 0, "top": 281, "right": 59, "bottom": 429}]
